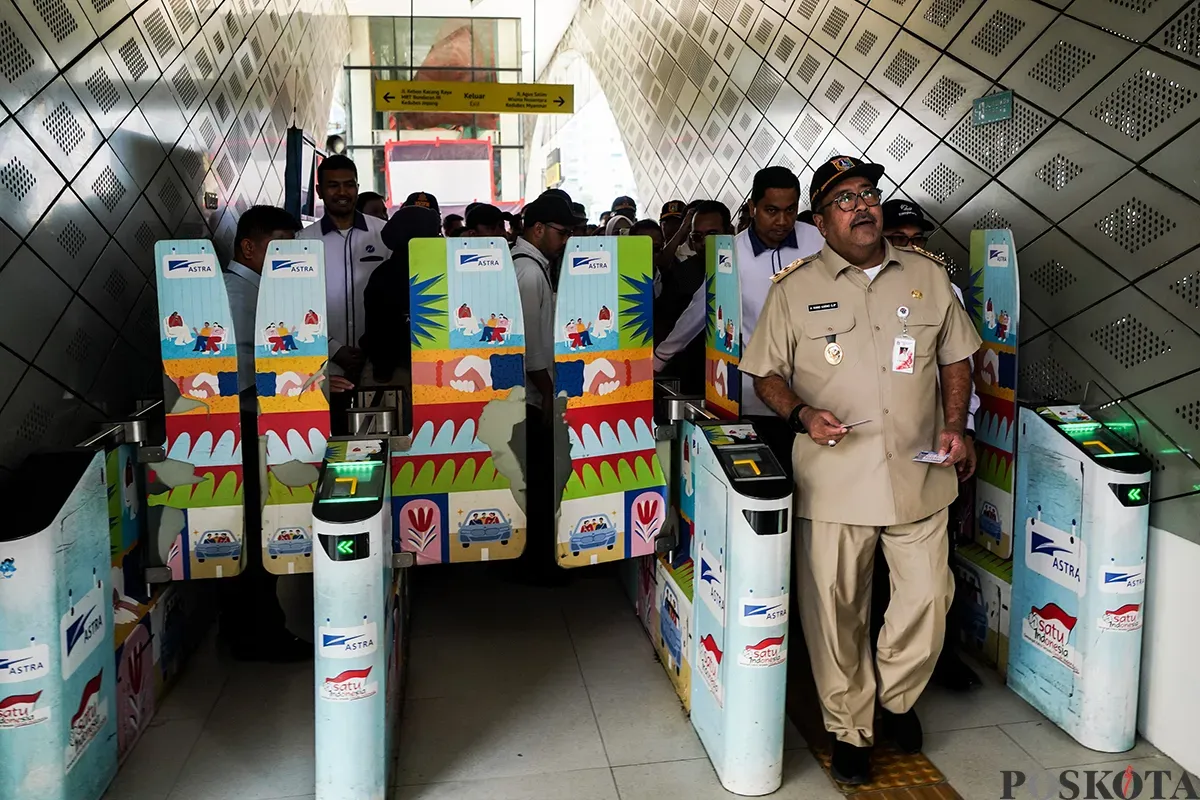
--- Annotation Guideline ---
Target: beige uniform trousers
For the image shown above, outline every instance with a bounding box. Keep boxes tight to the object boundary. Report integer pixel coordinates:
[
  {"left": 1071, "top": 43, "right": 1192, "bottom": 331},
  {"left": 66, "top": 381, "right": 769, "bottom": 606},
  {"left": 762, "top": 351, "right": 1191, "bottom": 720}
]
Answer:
[{"left": 797, "top": 507, "right": 954, "bottom": 747}]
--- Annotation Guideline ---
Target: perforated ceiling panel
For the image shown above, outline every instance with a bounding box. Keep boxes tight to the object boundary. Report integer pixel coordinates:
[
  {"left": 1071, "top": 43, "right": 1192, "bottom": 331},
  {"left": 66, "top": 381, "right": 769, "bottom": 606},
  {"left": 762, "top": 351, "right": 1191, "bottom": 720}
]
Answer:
[
  {"left": 562, "top": 0, "right": 1200, "bottom": 538},
  {"left": 0, "top": 0, "right": 348, "bottom": 455}
]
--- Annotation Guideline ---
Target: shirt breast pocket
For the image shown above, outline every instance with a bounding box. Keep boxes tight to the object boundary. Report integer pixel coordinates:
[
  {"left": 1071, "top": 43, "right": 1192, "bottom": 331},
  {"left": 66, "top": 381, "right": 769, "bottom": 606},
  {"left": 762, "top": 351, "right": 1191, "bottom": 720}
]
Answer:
[
  {"left": 800, "top": 310, "right": 859, "bottom": 371},
  {"left": 903, "top": 310, "right": 941, "bottom": 361}
]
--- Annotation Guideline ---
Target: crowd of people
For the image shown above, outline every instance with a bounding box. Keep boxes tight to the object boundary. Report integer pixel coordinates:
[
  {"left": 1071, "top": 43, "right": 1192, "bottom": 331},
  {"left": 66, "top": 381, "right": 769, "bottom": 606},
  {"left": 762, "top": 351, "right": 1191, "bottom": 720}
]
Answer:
[{"left": 219, "top": 151, "right": 986, "bottom": 785}]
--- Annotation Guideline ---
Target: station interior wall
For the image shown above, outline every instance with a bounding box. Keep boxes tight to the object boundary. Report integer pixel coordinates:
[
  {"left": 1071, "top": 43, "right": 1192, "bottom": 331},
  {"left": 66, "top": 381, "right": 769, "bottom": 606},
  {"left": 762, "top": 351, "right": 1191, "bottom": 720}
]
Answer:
[
  {"left": 551, "top": 0, "right": 1200, "bottom": 773},
  {"left": 0, "top": 0, "right": 349, "bottom": 475}
]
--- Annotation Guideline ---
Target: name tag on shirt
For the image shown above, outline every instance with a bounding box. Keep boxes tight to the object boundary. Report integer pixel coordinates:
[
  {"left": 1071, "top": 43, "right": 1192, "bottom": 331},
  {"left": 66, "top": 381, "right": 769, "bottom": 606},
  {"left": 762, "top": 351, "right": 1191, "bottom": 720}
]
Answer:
[
  {"left": 808, "top": 302, "right": 838, "bottom": 312},
  {"left": 892, "top": 335, "right": 915, "bottom": 373}
]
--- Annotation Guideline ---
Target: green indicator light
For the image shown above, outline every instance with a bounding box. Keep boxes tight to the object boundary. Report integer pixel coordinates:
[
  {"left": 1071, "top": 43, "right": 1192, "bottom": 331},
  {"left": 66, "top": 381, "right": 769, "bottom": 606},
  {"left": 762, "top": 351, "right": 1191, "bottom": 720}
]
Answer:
[
  {"left": 1127, "top": 487, "right": 1142, "bottom": 501},
  {"left": 337, "top": 539, "right": 354, "bottom": 555},
  {"left": 1095, "top": 451, "right": 1139, "bottom": 458}
]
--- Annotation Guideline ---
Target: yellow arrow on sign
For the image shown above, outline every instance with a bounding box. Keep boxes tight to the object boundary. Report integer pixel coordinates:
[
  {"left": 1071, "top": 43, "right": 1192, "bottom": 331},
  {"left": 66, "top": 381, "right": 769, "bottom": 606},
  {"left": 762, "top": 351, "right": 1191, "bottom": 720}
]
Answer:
[
  {"left": 334, "top": 476, "right": 358, "bottom": 494},
  {"left": 374, "top": 80, "right": 575, "bottom": 115}
]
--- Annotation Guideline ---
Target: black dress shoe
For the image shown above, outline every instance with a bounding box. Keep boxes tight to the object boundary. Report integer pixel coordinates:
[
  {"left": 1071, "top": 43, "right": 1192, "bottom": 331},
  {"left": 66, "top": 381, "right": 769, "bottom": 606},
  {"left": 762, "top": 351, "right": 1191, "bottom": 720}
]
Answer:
[
  {"left": 880, "top": 708, "right": 923, "bottom": 754},
  {"left": 933, "top": 651, "right": 983, "bottom": 692},
  {"left": 830, "top": 739, "right": 872, "bottom": 785}
]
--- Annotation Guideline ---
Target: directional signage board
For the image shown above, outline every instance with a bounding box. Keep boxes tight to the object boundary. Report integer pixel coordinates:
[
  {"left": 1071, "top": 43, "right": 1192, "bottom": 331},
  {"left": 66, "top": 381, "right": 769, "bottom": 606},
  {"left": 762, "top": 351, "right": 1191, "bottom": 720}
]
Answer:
[{"left": 374, "top": 80, "right": 574, "bottom": 114}]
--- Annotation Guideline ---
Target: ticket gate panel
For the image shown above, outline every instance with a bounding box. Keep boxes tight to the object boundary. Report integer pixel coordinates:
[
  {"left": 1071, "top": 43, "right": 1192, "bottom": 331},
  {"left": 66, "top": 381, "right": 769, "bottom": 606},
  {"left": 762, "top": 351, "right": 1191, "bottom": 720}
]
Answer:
[
  {"left": 704, "top": 236, "right": 741, "bottom": 419},
  {"left": 313, "top": 438, "right": 395, "bottom": 800},
  {"left": 393, "top": 238, "right": 528, "bottom": 566},
  {"left": 1009, "top": 405, "right": 1151, "bottom": 752},
  {"left": 968, "top": 229, "right": 1021, "bottom": 559},
  {"left": 0, "top": 451, "right": 118, "bottom": 800},
  {"left": 150, "top": 240, "right": 246, "bottom": 580},
  {"left": 554, "top": 236, "right": 668, "bottom": 569},
  {"left": 686, "top": 422, "right": 792, "bottom": 796},
  {"left": 256, "top": 239, "right": 331, "bottom": 577}
]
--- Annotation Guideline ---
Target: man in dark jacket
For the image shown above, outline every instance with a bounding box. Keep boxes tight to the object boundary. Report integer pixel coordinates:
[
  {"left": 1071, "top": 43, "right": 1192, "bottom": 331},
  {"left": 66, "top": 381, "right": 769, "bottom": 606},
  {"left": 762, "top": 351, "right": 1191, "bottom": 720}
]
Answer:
[{"left": 360, "top": 206, "right": 443, "bottom": 384}]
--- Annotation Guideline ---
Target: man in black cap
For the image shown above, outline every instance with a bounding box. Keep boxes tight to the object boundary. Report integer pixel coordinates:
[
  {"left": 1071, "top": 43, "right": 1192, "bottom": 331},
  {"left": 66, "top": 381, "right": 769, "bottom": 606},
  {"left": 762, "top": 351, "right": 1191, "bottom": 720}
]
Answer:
[
  {"left": 740, "top": 156, "right": 980, "bottom": 784},
  {"left": 512, "top": 193, "right": 584, "bottom": 582},
  {"left": 465, "top": 203, "right": 509, "bottom": 238},
  {"left": 659, "top": 200, "right": 686, "bottom": 242},
  {"left": 611, "top": 195, "right": 637, "bottom": 221},
  {"left": 403, "top": 191, "right": 440, "bottom": 214}
]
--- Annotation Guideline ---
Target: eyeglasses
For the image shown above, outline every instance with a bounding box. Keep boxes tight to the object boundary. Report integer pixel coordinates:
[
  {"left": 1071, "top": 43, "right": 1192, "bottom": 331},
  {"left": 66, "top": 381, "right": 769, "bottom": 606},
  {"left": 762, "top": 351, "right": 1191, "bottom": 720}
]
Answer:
[
  {"left": 544, "top": 223, "right": 570, "bottom": 235},
  {"left": 886, "top": 233, "right": 929, "bottom": 248},
  {"left": 689, "top": 230, "right": 722, "bottom": 243},
  {"left": 819, "top": 187, "right": 883, "bottom": 213}
]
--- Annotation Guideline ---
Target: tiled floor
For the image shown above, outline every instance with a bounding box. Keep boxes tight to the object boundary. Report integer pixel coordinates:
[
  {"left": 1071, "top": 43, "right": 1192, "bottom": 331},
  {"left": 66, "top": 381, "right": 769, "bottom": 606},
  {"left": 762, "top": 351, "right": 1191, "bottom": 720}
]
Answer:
[{"left": 104, "top": 568, "right": 1195, "bottom": 800}]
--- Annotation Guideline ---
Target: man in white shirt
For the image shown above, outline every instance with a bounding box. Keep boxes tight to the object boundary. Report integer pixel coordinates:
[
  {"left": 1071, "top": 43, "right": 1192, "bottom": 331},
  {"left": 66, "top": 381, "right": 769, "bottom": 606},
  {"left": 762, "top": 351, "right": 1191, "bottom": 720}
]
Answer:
[
  {"left": 512, "top": 192, "right": 584, "bottom": 582},
  {"left": 296, "top": 154, "right": 390, "bottom": 375},
  {"left": 653, "top": 166, "right": 824, "bottom": 468}
]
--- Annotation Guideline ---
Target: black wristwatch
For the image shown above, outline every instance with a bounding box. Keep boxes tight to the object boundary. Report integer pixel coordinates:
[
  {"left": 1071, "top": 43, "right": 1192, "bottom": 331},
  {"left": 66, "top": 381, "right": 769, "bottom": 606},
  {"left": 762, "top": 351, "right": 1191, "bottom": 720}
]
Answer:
[{"left": 788, "top": 403, "right": 809, "bottom": 434}]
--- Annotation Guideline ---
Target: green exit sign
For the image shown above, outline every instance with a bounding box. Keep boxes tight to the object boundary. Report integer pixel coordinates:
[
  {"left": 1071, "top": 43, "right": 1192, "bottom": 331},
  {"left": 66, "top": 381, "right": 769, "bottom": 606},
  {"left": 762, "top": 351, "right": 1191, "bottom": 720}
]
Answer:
[
  {"left": 337, "top": 539, "right": 355, "bottom": 555},
  {"left": 972, "top": 90, "right": 1013, "bottom": 126}
]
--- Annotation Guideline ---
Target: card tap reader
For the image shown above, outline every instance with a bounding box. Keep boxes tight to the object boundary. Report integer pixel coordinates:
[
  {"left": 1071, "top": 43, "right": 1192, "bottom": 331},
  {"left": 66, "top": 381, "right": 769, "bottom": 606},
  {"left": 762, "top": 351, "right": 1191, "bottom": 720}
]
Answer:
[
  {"left": 1009, "top": 405, "right": 1151, "bottom": 752},
  {"left": 684, "top": 421, "right": 793, "bottom": 796},
  {"left": 312, "top": 438, "right": 395, "bottom": 800}
]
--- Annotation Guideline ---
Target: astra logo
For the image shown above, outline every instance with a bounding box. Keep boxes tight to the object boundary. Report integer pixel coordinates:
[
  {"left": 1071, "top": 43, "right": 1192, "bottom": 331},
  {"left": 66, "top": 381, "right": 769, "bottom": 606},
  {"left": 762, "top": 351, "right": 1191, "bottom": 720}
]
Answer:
[
  {"left": 66, "top": 607, "right": 101, "bottom": 656},
  {"left": 717, "top": 251, "right": 733, "bottom": 273},
  {"left": 1031, "top": 532, "right": 1070, "bottom": 557},
  {"left": 163, "top": 258, "right": 215, "bottom": 278},
  {"left": 270, "top": 259, "right": 316, "bottom": 276},
  {"left": 700, "top": 559, "right": 720, "bottom": 586},
  {"left": 318, "top": 623, "right": 377, "bottom": 658},
  {"left": 568, "top": 252, "right": 612, "bottom": 274},
  {"left": 457, "top": 251, "right": 503, "bottom": 271}
]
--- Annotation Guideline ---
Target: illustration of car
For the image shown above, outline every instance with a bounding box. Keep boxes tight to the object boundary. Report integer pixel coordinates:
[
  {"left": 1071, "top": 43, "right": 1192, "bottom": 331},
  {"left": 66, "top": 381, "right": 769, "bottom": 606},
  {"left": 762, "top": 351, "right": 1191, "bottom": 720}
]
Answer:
[
  {"left": 268, "top": 527, "right": 312, "bottom": 558},
  {"left": 195, "top": 530, "right": 240, "bottom": 562},
  {"left": 980, "top": 502, "right": 1002, "bottom": 540},
  {"left": 458, "top": 508, "right": 512, "bottom": 547},
  {"left": 660, "top": 588, "right": 683, "bottom": 675},
  {"left": 569, "top": 513, "right": 617, "bottom": 556}
]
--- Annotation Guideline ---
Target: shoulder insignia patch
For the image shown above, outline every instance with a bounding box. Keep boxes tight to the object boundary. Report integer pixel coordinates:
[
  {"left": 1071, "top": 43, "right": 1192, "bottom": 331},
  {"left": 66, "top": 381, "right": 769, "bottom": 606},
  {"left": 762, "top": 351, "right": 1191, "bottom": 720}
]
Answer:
[
  {"left": 910, "top": 246, "right": 947, "bottom": 266},
  {"left": 771, "top": 253, "right": 820, "bottom": 283}
]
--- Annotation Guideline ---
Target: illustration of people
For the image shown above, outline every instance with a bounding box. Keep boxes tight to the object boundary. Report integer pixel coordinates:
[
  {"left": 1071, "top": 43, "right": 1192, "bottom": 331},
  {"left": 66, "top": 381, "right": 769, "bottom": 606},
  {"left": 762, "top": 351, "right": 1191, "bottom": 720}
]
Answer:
[
  {"left": 206, "top": 322, "right": 224, "bottom": 353},
  {"left": 996, "top": 309, "right": 1011, "bottom": 342},
  {"left": 724, "top": 318, "right": 735, "bottom": 351},
  {"left": 164, "top": 311, "right": 191, "bottom": 345},
  {"left": 193, "top": 322, "right": 212, "bottom": 352},
  {"left": 566, "top": 320, "right": 583, "bottom": 349},
  {"left": 455, "top": 304, "right": 479, "bottom": 336},
  {"left": 592, "top": 305, "right": 613, "bottom": 339},
  {"left": 490, "top": 314, "right": 510, "bottom": 344},
  {"left": 577, "top": 318, "right": 593, "bottom": 348},
  {"left": 278, "top": 322, "right": 297, "bottom": 351},
  {"left": 985, "top": 298, "right": 996, "bottom": 331},
  {"left": 265, "top": 322, "right": 282, "bottom": 352},
  {"left": 297, "top": 309, "right": 323, "bottom": 343},
  {"left": 480, "top": 313, "right": 498, "bottom": 343}
]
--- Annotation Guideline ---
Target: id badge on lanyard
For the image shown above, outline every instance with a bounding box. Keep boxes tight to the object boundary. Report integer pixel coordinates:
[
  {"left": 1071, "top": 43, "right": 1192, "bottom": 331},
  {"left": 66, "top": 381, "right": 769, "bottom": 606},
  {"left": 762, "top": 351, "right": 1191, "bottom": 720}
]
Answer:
[{"left": 892, "top": 306, "right": 915, "bottom": 374}]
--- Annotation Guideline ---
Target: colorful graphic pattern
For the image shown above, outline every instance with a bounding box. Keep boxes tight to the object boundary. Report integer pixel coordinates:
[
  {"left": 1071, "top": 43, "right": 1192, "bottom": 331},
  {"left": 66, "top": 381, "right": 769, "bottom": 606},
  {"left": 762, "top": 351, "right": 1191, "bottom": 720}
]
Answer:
[
  {"left": 704, "top": 236, "right": 741, "bottom": 419},
  {"left": 150, "top": 241, "right": 245, "bottom": 580},
  {"left": 255, "top": 240, "right": 331, "bottom": 576},
  {"left": 969, "top": 230, "right": 1019, "bottom": 558},
  {"left": 555, "top": 237, "right": 667, "bottom": 569},
  {"left": 394, "top": 238, "right": 528, "bottom": 564}
]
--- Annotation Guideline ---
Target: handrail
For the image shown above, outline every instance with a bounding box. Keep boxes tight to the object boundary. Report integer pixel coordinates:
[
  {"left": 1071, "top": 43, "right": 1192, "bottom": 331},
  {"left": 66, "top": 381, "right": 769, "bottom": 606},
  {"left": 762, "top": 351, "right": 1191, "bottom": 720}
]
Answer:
[{"left": 76, "top": 400, "right": 163, "bottom": 449}]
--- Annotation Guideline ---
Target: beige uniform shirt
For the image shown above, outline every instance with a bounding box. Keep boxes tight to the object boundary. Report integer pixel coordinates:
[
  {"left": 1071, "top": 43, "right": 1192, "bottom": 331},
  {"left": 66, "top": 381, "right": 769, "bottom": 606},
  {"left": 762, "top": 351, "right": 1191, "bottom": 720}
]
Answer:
[{"left": 740, "top": 242, "right": 981, "bottom": 527}]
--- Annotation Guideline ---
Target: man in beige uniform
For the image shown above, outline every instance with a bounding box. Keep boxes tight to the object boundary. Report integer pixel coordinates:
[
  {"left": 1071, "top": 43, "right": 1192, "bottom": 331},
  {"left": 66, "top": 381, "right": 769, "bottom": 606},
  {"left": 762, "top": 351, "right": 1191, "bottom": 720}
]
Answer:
[{"left": 740, "top": 156, "right": 980, "bottom": 785}]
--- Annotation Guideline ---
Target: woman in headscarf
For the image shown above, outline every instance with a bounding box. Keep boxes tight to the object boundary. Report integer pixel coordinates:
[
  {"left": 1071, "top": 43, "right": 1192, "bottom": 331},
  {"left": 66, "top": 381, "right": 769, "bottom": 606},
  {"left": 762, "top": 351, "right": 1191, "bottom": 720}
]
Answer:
[{"left": 360, "top": 205, "right": 442, "bottom": 383}]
